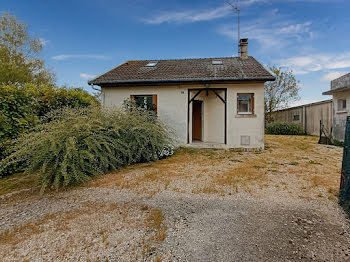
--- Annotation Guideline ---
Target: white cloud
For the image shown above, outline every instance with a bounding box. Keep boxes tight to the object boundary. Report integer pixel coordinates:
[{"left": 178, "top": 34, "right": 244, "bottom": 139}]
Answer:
[
  {"left": 39, "top": 38, "right": 49, "bottom": 46},
  {"left": 321, "top": 71, "right": 347, "bottom": 82},
  {"left": 52, "top": 54, "right": 107, "bottom": 61},
  {"left": 278, "top": 22, "right": 312, "bottom": 34},
  {"left": 143, "top": 1, "right": 263, "bottom": 24},
  {"left": 80, "top": 73, "right": 96, "bottom": 80},
  {"left": 218, "top": 9, "right": 314, "bottom": 50},
  {"left": 280, "top": 52, "right": 350, "bottom": 75},
  {"left": 143, "top": 5, "right": 231, "bottom": 24}
]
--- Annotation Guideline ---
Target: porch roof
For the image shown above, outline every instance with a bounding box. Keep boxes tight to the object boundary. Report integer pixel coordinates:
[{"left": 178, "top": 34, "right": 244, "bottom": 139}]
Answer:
[{"left": 89, "top": 56, "right": 275, "bottom": 86}]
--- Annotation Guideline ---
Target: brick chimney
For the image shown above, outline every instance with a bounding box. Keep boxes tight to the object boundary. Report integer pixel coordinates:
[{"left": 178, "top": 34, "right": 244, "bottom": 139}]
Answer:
[{"left": 239, "top": 38, "right": 248, "bottom": 59}]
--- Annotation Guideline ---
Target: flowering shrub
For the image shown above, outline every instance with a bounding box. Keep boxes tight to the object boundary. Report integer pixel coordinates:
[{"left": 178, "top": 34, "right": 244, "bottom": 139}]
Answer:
[{"left": 0, "top": 106, "right": 173, "bottom": 191}]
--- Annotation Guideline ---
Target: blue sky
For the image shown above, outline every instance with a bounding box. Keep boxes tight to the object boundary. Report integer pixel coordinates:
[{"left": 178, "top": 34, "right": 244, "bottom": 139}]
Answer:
[{"left": 2, "top": 0, "right": 350, "bottom": 105}]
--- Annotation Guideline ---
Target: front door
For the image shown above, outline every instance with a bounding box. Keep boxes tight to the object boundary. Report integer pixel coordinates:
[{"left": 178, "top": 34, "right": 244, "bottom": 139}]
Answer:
[{"left": 192, "top": 100, "right": 202, "bottom": 141}]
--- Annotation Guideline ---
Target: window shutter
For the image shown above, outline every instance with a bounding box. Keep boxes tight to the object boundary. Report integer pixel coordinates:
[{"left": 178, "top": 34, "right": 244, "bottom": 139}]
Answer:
[
  {"left": 251, "top": 94, "right": 255, "bottom": 114},
  {"left": 152, "top": 94, "right": 157, "bottom": 113}
]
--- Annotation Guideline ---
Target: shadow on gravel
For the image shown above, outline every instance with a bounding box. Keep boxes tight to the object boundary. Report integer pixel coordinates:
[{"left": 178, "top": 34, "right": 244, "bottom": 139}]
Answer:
[{"left": 340, "top": 200, "right": 350, "bottom": 219}]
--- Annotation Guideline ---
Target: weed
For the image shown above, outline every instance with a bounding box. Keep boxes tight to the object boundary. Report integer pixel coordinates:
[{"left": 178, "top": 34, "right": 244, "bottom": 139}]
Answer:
[{"left": 309, "top": 160, "right": 322, "bottom": 165}]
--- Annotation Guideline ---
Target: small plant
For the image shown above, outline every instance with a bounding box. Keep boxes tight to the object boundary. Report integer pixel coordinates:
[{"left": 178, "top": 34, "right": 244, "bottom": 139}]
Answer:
[
  {"left": 265, "top": 122, "right": 304, "bottom": 135},
  {"left": 333, "top": 139, "right": 344, "bottom": 147}
]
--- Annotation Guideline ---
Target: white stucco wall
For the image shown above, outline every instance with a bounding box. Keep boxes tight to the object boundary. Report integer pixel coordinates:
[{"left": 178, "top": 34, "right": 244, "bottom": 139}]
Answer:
[
  {"left": 226, "top": 83, "right": 265, "bottom": 149},
  {"left": 102, "top": 86, "right": 188, "bottom": 144},
  {"left": 101, "top": 82, "right": 265, "bottom": 149},
  {"left": 332, "top": 90, "right": 350, "bottom": 141}
]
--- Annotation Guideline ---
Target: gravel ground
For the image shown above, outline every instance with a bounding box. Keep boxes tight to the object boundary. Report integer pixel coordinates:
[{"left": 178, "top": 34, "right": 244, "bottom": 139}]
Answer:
[
  {"left": 0, "top": 136, "right": 350, "bottom": 261},
  {"left": 149, "top": 192, "right": 350, "bottom": 261},
  {"left": 0, "top": 188, "right": 349, "bottom": 261}
]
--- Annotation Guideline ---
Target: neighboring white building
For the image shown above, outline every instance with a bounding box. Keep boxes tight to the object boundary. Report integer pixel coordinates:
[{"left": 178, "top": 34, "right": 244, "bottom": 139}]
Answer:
[
  {"left": 323, "top": 72, "right": 350, "bottom": 142},
  {"left": 89, "top": 39, "right": 275, "bottom": 150}
]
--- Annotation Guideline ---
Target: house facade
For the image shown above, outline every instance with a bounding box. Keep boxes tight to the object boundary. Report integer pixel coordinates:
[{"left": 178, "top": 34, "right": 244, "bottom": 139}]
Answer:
[
  {"left": 323, "top": 72, "right": 350, "bottom": 141},
  {"left": 89, "top": 39, "right": 274, "bottom": 149},
  {"left": 271, "top": 100, "right": 333, "bottom": 136}
]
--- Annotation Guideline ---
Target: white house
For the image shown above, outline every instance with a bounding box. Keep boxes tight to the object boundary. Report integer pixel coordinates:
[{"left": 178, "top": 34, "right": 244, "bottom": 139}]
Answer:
[
  {"left": 323, "top": 72, "right": 350, "bottom": 142},
  {"left": 89, "top": 39, "right": 275, "bottom": 149}
]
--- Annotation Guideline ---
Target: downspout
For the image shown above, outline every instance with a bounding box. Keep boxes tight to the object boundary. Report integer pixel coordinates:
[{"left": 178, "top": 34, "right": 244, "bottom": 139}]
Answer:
[{"left": 302, "top": 105, "right": 306, "bottom": 134}]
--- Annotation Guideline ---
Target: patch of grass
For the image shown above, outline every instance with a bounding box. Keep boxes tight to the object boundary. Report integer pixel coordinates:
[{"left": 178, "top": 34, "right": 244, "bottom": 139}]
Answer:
[
  {"left": 143, "top": 208, "right": 167, "bottom": 259},
  {"left": 192, "top": 185, "right": 222, "bottom": 194},
  {"left": 0, "top": 202, "right": 122, "bottom": 245},
  {"left": 215, "top": 161, "right": 267, "bottom": 188},
  {"left": 309, "top": 160, "right": 322, "bottom": 165},
  {"left": 229, "top": 159, "right": 242, "bottom": 163},
  {"left": 86, "top": 134, "right": 342, "bottom": 200},
  {"left": 0, "top": 173, "right": 36, "bottom": 196},
  {"left": 178, "top": 147, "right": 198, "bottom": 155},
  {"left": 310, "top": 176, "right": 339, "bottom": 197},
  {"left": 0, "top": 212, "right": 59, "bottom": 245},
  {"left": 154, "top": 256, "right": 163, "bottom": 262},
  {"left": 146, "top": 209, "right": 164, "bottom": 231}
]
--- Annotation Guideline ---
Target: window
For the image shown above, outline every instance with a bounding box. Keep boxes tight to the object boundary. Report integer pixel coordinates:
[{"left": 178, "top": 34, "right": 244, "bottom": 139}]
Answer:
[
  {"left": 145, "top": 61, "right": 158, "bottom": 67},
  {"left": 293, "top": 115, "right": 300, "bottom": 121},
  {"left": 338, "top": 99, "right": 347, "bottom": 111},
  {"left": 131, "top": 95, "right": 157, "bottom": 113},
  {"left": 237, "top": 93, "right": 254, "bottom": 114}
]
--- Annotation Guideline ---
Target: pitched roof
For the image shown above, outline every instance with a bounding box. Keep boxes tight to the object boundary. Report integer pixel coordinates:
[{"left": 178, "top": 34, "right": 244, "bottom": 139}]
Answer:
[
  {"left": 272, "top": 99, "right": 332, "bottom": 112},
  {"left": 89, "top": 56, "right": 275, "bottom": 86}
]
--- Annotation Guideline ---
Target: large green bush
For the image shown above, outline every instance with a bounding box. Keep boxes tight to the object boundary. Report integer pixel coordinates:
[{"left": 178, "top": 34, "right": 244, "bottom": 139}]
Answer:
[
  {"left": 28, "top": 84, "right": 99, "bottom": 117},
  {"left": 0, "top": 83, "right": 99, "bottom": 158},
  {"left": 0, "top": 84, "right": 38, "bottom": 160},
  {"left": 265, "top": 122, "right": 304, "bottom": 135},
  {"left": 0, "top": 106, "right": 173, "bottom": 191}
]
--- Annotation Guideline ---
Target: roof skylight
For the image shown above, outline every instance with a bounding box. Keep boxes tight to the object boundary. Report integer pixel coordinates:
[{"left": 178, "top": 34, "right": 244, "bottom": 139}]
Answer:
[
  {"left": 145, "top": 61, "right": 158, "bottom": 67},
  {"left": 212, "top": 59, "right": 223, "bottom": 65}
]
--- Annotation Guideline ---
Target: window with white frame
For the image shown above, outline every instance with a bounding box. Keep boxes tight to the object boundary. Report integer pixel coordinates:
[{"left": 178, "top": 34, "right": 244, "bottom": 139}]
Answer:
[
  {"left": 237, "top": 93, "right": 254, "bottom": 114},
  {"left": 337, "top": 99, "right": 347, "bottom": 111}
]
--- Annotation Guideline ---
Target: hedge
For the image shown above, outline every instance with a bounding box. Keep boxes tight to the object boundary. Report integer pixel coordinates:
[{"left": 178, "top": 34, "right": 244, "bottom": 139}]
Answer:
[{"left": 265, "top": 122, "right": 304, "bottom": 135}]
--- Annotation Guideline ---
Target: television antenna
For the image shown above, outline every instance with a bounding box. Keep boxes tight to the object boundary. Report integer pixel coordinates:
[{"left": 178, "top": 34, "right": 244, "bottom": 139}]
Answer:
[{"left": 226, "top": 1, "right": 240, "bottom": 56}]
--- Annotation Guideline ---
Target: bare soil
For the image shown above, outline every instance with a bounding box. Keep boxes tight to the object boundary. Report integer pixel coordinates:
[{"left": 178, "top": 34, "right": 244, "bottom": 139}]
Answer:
[{"left": 0, "top": 135, "right": 349, "bottom": 261}]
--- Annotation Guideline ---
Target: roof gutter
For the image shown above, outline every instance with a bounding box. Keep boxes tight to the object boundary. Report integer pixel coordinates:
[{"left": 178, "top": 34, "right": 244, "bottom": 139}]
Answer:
[
  {"left": 89, "top": 77, "right": 275, "bottom": 86},
  {"left": 323, "top": 86, "right": 350, "bottom": 95}
]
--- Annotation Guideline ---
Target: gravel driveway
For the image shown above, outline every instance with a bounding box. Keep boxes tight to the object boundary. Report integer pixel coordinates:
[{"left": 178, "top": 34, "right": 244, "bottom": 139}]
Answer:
[
  {"left": 1, "top": 188, "right": 349, "bottom": 261},
  {"left": 149, "top": 192, "right": 350, "bottom": 261},
  {"left": 0, "top": 136, "right": 350, "bottom": 261}
]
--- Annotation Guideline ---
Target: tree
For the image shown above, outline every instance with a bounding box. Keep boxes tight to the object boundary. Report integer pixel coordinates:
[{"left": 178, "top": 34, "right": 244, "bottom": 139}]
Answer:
[
  {"left": 0, "top": 12, "right": 54, "bottom": 85},
  {"left": 265, "top": 66, "right": 300, "bottom": 123}
]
